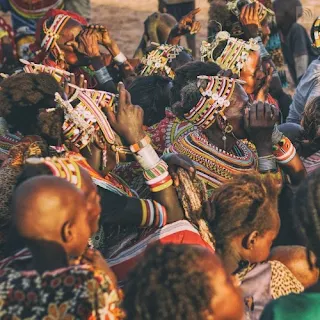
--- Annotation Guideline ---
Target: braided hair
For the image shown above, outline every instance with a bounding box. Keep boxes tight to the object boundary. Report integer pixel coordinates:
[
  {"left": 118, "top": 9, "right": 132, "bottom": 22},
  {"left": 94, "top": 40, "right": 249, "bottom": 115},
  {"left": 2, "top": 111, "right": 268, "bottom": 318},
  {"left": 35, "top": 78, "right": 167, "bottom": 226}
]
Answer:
[
  {"left": 293, "top": 168, "right": 320, "bottom": 265},
  {"left": 209, "top": 173, "right": 279, "bottom": 252},
  {"left": 124, "top": 244, "right": 214, "bottom": 320},
  {"left": 0, "top": 73, "right": 64, "bottom": 145},
  {"left": 170, "top": 61, "right": 221, "bottom": 106}
]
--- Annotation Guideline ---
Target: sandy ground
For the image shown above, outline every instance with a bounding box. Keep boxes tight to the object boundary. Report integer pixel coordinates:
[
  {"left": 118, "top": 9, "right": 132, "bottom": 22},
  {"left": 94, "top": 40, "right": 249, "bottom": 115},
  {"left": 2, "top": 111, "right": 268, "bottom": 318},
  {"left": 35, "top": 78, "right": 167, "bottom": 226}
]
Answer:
[{"left": 91, "top": 0, "right": 320, "bottom": 58}]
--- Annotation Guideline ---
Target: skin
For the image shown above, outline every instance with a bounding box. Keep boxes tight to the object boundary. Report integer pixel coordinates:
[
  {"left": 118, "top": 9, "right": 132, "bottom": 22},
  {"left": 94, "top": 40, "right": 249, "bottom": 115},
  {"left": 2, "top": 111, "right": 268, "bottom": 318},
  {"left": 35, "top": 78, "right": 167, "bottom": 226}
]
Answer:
[
  {"left": 12, "top": 176, "right": 92, "bottom": 272},
  {"left": 261, "top": 18, "right": 271, "bottom": 46},
  {"left": 222, "top": 208, "right": 281, "bottom": 274},
  {"left": 198, "top": 248, "right": 244, "bottom": 320}
]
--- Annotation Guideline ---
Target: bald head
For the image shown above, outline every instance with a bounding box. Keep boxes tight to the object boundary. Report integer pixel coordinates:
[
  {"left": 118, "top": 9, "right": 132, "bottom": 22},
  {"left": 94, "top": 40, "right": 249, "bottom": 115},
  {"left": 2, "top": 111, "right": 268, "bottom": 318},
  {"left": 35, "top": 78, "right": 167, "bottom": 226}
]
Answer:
[{"left": 12, "top": 176, "right": 86, "bottom": 242}]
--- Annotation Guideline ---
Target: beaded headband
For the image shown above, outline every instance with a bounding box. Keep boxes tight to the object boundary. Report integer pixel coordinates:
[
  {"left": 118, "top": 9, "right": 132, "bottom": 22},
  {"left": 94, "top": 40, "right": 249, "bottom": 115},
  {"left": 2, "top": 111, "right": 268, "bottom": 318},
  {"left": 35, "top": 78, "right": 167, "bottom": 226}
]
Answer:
[
  {"left": 140, "top": 43, "right": 185, "bottom": 79},
  {"left": 184, "top": 76, "right": 236, "bottom": 129},
  {"left": 41, "top": 14, "right": 70, "bottom": 58},
  {"left": 200, "top": 31, "right": 259, "bottom": 75},
  {"left": 25, "top": 156, "right": 82, "bottom": 189},
  {"left": 55, "top": 89, "right": 116, "bottom": 150},
  {"left": 314, "top": 16, "right": 320, "bottom": 49},
  {"left": 21, "top": 59, "right": 72, "bottom": 84}
]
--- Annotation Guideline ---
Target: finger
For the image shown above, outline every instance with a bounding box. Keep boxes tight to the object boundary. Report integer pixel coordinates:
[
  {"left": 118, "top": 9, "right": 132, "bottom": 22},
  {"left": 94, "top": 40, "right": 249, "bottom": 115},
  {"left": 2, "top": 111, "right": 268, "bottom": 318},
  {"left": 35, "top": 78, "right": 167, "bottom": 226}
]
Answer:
[
  {"left": 117, "top": 82, "right": 126, "bottom": 113},
  {"left": 272, "top": 105, "right": 280, "bottom": 122},
  {"left": 240, "top": 6, "right": 246, "bottom": 21},
  {"left": 169, "top": 169, "right": 179, "bottom": 187},
  {"left": 125, "top": 87, "right": 132, "bottom": 105},
  {"left": 84, "top": 79, "right": 88, "bottom": 89},
  {"left": 256, "top": 101, "right": 264, "bottom": 120},
  {"left": 78, "top": 74, "right": 85, "bottom": 88},
  {"left": 190, "top": 8, "right": 201, "bottom": 16},
  {"left": 265, "top": 103, "right": 272, "bottom": 120},
  {"left": 104, "top": 101, "right": 118, "bottom": 128},
  {"left": 244, "top": 104, "right": 250, "bottom": 129},
  {"left": 66, "top": 40, "right": 79, "bottom": 51}
]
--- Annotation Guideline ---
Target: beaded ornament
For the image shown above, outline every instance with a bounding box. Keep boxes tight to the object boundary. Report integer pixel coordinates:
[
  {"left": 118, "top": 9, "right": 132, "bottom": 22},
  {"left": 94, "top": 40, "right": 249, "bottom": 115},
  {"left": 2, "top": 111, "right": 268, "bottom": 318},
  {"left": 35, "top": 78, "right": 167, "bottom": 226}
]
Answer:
[
  {"left": 200, "top": 31, "right": 260, "bottom": 75},
  {"left": 139, "top": 43, "right": 185, "bottom": 79},
  {"left": 21, "top": 59, "right": 71, "bottom": 84},
  {"left": 184, "top": 75, "right": 236, "bottom": 129},
  {"left": 25, "top": 156, "right": 82, "bottom": 189},
  {"left": 314, "top": 16, "right": 320, "bottom": 49},
  {"left": 41, "top": 14, "right": 70, "bottom": 59}
]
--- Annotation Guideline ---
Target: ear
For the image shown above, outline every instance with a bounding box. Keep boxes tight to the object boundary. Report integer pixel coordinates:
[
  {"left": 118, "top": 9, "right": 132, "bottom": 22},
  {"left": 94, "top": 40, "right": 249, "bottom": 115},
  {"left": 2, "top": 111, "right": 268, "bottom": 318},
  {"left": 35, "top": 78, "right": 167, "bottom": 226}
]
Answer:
[
  {"left": 61, "top": 221, "right": 73, "bottom": 244},
  {"left": 244, "top": 231, "right": 259, "bottom": 250},
  {"left": 216, "top": 115, "right": 226, "bottom": 132}
]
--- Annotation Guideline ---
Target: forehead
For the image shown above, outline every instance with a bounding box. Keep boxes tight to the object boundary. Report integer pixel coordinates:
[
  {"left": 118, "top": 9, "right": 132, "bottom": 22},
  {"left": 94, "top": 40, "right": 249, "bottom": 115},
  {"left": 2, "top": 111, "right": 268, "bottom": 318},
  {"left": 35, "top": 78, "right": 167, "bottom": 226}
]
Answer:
[{"left": 58, "top": 18, "right": 83, "bottom": 41}]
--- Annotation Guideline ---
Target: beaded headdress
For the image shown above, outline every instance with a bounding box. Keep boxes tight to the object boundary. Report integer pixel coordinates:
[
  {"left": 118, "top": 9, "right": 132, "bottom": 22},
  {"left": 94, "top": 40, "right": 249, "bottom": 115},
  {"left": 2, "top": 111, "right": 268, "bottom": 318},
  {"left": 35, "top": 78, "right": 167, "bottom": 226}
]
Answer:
[
  {"left": 139, "top": 43, "right": 185, "bottom": 79},
  {"left": 41, "top": 14, "right": 70, "bottom": 59},
  {"left": 21, "top": 59, "right": 71, "bottom": 84},
  {"left": 313, "top": 16, "right": 320, "bottom": 49},
  {"left": 184, "top": 76, "right": 237, "bottom": 129},
  {"left": 227, "top": 0, "right": 274, "bottom": 22},
  {"left": 25, "top": 156, "right": 82, "bottom": 189},
  {"left": 200, "top": 31, "right": 259, "bottom": 75}
]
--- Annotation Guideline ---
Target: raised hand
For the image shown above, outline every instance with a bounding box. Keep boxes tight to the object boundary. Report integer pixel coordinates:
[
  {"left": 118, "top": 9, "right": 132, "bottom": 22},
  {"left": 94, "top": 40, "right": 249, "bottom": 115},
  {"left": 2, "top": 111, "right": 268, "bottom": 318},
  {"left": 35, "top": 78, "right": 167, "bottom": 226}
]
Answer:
[
  {"left": 239, "top": 2, "right": 260, "bottom": 38},
  {"left": 103, "top": 82, "right": 145, "bottom": 145},
  {"left": 256, "top": 62, "right": 274, "bottom": 102},
  {"left": 177, "top": 8, "right": 201, "bottom": 36}
]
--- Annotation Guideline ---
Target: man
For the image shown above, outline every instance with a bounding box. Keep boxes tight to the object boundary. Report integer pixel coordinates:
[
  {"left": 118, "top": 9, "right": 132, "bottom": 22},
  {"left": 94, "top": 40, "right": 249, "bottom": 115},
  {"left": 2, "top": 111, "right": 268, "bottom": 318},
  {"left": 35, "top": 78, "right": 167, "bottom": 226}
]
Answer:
[
  {"left": 158, "top": 0, "right": 197, "bottom": 55},
  {"left": 0, "top": 176, "right": 124, "bottom": 319},
  {"left": 287, "top": 16, "right": 320, "bottom": 124},
  {"left": 273, "top": 0, "right": 317, "bottom": 86}
]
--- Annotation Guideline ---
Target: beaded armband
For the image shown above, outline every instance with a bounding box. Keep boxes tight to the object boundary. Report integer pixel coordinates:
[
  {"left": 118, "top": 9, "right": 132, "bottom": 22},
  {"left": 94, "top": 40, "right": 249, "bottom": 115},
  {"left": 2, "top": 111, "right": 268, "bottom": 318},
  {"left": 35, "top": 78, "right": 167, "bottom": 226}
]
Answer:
[{"left": 273, "top": 137, "right": 296, "bottom": 164}]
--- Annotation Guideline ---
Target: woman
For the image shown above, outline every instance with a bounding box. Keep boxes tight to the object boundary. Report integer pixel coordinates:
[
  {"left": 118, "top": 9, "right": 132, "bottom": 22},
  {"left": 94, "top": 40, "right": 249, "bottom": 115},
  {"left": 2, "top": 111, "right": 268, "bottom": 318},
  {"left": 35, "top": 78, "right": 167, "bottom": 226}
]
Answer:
[
  {"left": 260, "top": 168, "right": 320, "bottom": 319},
  {"left": 124, "top": 244, "right": 244, "bottom": 320},
  {"left": 209, "top": 173, "right": 305, "bottom": 319},
  {"left": 167, "top": 75, "right": 305, "bottom": 194},
  {"left": 31, "top": 9, "right": 134, "bottom": 92},
  {"left": 0, "top": 175, "right": 124, "bottom": 319}
]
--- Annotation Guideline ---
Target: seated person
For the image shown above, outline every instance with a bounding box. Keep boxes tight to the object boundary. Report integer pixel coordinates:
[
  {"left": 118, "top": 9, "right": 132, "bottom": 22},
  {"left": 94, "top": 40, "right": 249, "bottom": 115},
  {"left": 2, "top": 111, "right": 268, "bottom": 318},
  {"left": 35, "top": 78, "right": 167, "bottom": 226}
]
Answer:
[{"left": 0, "top": 175, "right": 124, "bottom": 319}]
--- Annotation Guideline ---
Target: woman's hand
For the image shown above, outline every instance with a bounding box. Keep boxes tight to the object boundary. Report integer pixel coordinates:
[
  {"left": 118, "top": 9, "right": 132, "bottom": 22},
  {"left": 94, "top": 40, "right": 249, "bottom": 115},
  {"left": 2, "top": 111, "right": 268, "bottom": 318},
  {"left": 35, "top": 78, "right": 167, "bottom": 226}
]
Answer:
[
  {"left": 162, "top": 153, "right": 196, "bottom": 186},
  {"left": 63, "top": 73, "right": 87, "bottom": 99},
  {"left": 239, "top": 3, "right": 260, "bottom": 39},
  {"left": 103, "top": 82, "right": 145, "bottom": 145},
  {"left": 177, "top": 8, "right": 201, "bottom": 36},
  {"left": 81, "top": 248, "right": 117, "bottom": 284},
  {"left": 244, "top": 101, "right": 279, "bottom": 156},
  {"left": 256, "top": 63, "right": 274, "bottom": 102}
]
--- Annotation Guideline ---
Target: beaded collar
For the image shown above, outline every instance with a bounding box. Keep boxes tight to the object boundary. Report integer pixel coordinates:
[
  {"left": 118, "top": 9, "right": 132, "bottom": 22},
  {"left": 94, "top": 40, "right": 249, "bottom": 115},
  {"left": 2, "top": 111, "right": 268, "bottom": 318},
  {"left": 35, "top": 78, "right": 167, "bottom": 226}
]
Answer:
[
  {"left": 201, "top": 31, "right": 259, "bottom": 75},
  {"left": 314, "top": 16, "right": 320, "bottom": 49},
  {"left": 139, "top": 43, "right": 185, "bottom": 79},
  {"left": 184, "top": 75, "right": 236, "bottom": 129},
  {"left": 167, "top": 131, "right": 257, "bottom": 190}
]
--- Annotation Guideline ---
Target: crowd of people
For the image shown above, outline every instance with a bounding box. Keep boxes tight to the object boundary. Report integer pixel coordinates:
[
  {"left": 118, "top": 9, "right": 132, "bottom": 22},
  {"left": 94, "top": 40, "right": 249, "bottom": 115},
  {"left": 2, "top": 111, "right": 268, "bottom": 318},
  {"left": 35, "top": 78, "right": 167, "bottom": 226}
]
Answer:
[{"left": 0, "top": 0, "right": 319, "bottom": 319}]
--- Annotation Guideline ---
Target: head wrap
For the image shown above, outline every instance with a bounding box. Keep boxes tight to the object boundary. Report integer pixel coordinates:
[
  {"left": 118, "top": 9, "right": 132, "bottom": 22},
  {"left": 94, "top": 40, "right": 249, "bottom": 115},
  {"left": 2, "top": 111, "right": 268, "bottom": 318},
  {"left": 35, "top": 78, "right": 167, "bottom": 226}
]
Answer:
[
  {"left": 25, "top": 156, "right": 82, "bottom": 189},
  {"left": 184, "top": 76, "right": 237, "bottom": 129},
  {"left": 313, "top": 16, "right": 320, "bottom": 49},
  {"left": 139, "top": 43, "right": 185, "bottom": 79},
  {"left": 31, "top": 9, "right": 87, "bottom": 62},
  {"left": 201, "top": 31, "right": 260, "bottom": 75}
]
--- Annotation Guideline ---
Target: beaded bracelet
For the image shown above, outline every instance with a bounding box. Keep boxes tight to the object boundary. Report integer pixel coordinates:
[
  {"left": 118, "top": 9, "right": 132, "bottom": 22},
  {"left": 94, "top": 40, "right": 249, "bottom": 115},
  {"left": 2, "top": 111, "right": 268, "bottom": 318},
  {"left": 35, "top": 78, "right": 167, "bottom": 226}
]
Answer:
[
  {"left": 143, "top": 160, "right": 168, "bottom": 182},
  {"left": 129, "top": 135, "right": 151, "bottom": 153},
  {"left": 258, "top": 155, "right": 277, "bottom": 172},
  {"left": 150, "top": 178, "right": 173, "bottom": 193},
  {"left": 140, "top": 199, "right": 167, "bottom": 228},
  {"left": 114, "top": 52, "right": 127, "bottom": 65},
  {"left": 134, "top": 144, "right": 161, "bottom": 170},
  {"left": 94, "top": 66, "right": 113, "bottom": 84},
  {"left": 273, "top": 137, "right": 296, "bottom": 164}
]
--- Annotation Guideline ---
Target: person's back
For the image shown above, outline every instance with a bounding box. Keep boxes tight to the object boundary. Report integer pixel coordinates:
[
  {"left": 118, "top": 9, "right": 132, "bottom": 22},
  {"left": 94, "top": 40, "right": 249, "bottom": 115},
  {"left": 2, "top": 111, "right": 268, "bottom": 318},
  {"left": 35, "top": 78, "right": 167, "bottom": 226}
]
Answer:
[{"left": 0, "top": 264, "right": 122, "bottom": 319}]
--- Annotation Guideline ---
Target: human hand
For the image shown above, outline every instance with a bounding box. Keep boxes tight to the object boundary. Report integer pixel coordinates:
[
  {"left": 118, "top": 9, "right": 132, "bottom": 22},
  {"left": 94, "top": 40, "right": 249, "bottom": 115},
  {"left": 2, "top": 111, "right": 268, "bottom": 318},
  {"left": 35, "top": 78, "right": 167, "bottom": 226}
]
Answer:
[
  {"left": 103, "top": 82, "right": 145, "bottom": 145},
  {"left": 239, "top": 3, "right": 260, "bottom": 38},
  {"left": 161, "top": 153, "right": 195, "bottom": 186},
  {"left": 176, "top": 8, "right": 201, "bottom": 36},
  {"left": 244, "top": 101, "right": 279, "bottom": 155},
  {"left": 66, "top": 28, "right": 101, "bottom": 58},
  {"left": 81, "top": 248, "right": 117, "bottom": 284},
  {"left": 63, "top": 73, "right": 87, "bottom": 99},
  {"left": 217, "top": 69, "right": 239, "bottom": 79},
  {"left": 256, "top": 62, "right": 273, "bottom": 102}
]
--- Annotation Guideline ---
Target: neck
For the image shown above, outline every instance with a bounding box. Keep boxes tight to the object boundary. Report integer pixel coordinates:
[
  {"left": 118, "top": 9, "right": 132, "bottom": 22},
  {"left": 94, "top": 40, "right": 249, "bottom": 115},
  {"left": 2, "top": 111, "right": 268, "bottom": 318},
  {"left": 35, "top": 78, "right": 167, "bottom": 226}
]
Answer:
[
  {"left": 219, "top": 242, "right": 244, "bottom": 275},
  {"left": 29, "top": 244, "right": 69, "bottom": 274},
  {"left": 204, "top": 128, "right": 237, "bottom": 152}
]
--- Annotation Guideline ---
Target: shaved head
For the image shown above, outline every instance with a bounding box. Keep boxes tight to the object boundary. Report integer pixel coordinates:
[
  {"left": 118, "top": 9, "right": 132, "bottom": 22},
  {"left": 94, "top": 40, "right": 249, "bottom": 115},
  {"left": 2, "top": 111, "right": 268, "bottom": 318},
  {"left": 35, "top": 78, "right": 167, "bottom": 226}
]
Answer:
[{"left": 12, "top": 176, "right": 87, "bottom": 247}]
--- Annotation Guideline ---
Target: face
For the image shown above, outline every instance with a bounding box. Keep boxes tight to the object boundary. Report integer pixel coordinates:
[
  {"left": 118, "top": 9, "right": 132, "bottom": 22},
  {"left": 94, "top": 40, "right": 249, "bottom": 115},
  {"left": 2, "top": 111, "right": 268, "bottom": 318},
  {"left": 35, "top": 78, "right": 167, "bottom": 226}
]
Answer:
[
  {"left": 199, "top": 249, "right": 244, "bottom": 320},
  {"left": 260, "top": 19, "right": 271, "bottom": 45},
  {"left": 248, "top": 210, "right": 281, "bottom": 263},
  {"left": 79, "top": 168, "right": 101, "bottom": 235},
  {"left": 240, "top": 51, "right": 265, "bottom": 94},
  {"left": 223, "top": 84, "right": 250, "bottom": 140},
  {"left": 56, "top": 19, "right": 89, "bottom": 66},
  {"left": 170, "top": 51, "right": 193, "bottom": 71}
]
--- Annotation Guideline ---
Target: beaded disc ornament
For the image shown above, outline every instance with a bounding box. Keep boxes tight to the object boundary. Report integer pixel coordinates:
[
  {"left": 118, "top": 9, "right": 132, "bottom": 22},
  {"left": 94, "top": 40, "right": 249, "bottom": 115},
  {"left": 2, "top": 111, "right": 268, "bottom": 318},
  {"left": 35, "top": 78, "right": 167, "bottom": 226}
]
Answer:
[{"left": 313, "top": 16, "right": 320, "bottom": 49}]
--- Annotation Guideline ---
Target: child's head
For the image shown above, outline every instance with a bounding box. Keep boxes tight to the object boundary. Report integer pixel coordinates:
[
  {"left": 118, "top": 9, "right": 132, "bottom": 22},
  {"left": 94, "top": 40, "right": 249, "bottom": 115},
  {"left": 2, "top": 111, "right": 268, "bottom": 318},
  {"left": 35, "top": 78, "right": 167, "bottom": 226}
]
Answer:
[{"left": 273, "top": 0, "right": 302, "bottom": 29}]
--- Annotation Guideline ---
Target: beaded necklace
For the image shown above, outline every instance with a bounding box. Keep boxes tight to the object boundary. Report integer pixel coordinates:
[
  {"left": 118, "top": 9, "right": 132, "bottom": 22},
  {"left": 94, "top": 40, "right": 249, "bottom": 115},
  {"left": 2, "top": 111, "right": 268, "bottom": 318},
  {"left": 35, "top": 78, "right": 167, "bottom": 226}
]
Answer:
[{"left": 168, "top": 131, "right": 257, "bottom": 190}]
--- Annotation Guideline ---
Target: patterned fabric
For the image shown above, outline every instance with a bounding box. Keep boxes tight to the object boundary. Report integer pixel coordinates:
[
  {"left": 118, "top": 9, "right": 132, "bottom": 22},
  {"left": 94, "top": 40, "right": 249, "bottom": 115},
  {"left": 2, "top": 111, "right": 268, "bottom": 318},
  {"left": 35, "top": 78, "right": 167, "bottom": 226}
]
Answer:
[
  {"left": 0, "top": 265, "right": 125, "bottom": 319},
  {"left": 238, "top": 261, "right": 304, "bottom": 320},
  {"left": 302, "top": 150, "right": 320, "bottom": 175},
  {"left": 166, "top": 131, "right": 257, "bottom": 194},
  {"left": 108, "top": 220, "right": 214, "bottom": 287}
]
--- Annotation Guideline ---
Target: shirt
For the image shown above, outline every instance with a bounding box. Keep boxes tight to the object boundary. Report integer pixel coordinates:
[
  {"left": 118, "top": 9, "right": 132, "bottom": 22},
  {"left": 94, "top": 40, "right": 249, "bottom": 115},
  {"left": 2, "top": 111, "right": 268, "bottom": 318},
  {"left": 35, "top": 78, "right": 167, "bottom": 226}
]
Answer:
[
  {"left": 281, "top": 23, "right": 317, "bottom": 86},
  {"left": 287, "top": 57, "right": 320, "bottom": 124}
]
